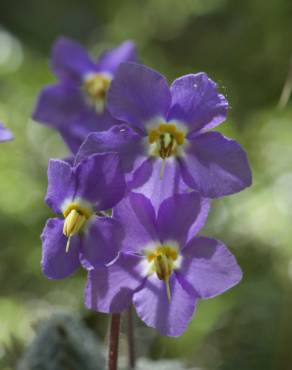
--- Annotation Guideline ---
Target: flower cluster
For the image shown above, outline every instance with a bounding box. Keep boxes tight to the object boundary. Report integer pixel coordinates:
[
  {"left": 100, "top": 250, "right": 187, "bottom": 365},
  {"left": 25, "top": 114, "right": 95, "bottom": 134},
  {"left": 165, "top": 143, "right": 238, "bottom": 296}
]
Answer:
[{"left": 34, "top": 37, "right": 252, "bottom": 337}]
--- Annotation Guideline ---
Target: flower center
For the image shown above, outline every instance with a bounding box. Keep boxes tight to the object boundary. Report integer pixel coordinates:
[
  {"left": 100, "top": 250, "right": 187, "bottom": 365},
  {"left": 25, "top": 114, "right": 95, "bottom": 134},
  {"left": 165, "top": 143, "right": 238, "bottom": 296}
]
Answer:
[
  {"left": 148, "top": 124, "right": 185, "bottom": 160},
  {"left": 83, "top": 73, "right": 112, "bottom": 112},
  {"left": 146, "top": 245, "right": 178, "bottom": 301},
  {"left": 62, "top": 203, "right": 92, "bottom": 252}
]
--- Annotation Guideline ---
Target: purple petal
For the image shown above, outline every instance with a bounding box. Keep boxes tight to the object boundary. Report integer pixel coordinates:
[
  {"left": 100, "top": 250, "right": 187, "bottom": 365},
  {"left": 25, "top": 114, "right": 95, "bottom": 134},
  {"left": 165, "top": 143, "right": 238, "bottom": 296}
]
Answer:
[
  {"left": 84, "top": 253, "right": 144, "bottom": 313},
  {"left": 45, "top": 159, "right": 76, "bottom": 213},
  {"left": 76, "top": 123, "right": 146, "bottom": 171},
  {"left": 180, "top": 236, "right": 242, "bottom": 299},
  {"left": 112, "top": 192, "right": 158, "bottom": 254},
  {"left": 41, "top": 218, "right": 81, "bottom": 279},
  {"left": 60, "top": 109, "right": 120, "bottom": 154},
  {"left": 132, "top": 158, "right": 189, "bottom": 212},
  {"left": 96, "top": 41, "right": 137, "bottom": 74},
  {"left": 52, "top": 37, "right": 96, "bottom": 84},
  {"left": 156, "top": 192, "right": 210, "bottom": 247},
  {"left": 76, "top": 124, "right": 153, "bottom": 189},
  {"left": 80, "top": 216, "right": 124, "bottom": 269},
  {"left": 133, "top": 274, "right": 198, "bottom": 337},
  {"left": 126, "top": 156, "right": 153, "bottom": 189},
  {"left": 32, "top": 84, "right": 87, "bottom": 129},
  {"left": 33, "top": 83, "right": 120, "bottom": 154},
  {"left": 168, "top": 73, "right": 228, "bottom": 133},
  {"left": 75, "top": 153, "right": 125, "bottom": 210},
  {"left": 0, "top": 123, "right": 13, "bottom": 142},
  {"left": 180, "top": 132, "right": 252, "bottom": 198},
  {"left": 107, "top": 63, "right": 171, "bottom": 132},
  {"left": 59, "top": 127, "right": 85, "bottom": 154}
]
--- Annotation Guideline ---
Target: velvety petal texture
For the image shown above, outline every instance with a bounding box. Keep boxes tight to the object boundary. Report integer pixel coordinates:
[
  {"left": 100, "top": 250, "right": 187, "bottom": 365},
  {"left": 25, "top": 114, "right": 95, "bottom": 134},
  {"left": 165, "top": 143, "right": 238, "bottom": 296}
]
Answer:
[
  {"left": 80, "top": 217, "right": 124, "bottom": 269},
  {"left": 41, "top": 218, "right": 81, "bottom": 279},
  {"left": 180, "top": 132, "right": 252, "bottom": 198},
  {"left": 85, "top": 253, "right": 144, "bottom": 313},
  {"left": 45, "top": 159, "right": 76, "bottom": 214},
  {"left": 75, "top": 124, "right": 147, "bottom": 176},
  {"left": 84, "top": 193, "right": 243, "bottom": 337},
  {"left": 76, "top": 125, "right": 190, "bottom": 202},
  {"left": 113, "top": 192, "right": 158, "bottom": 254},
  {"left": 52, "top": 37, "right": 96, "bottom": 84},
  {"left": 32, "top": 84, "right": 117, "bottom": 153},
  {"left": 105, "top": 63, "right": 251, "bottom": 199},
  {"left": 46, "top": 153, "right": 125, "bottom": 213},
  {"left": 96, "top": 41, "right": 137, "bottom": 74},
  {"left": 42, "top": 153, "right": 126, "bottom": 280},
  {"left": 180, "top": 236, "right": 242, "bottom": 298},
  {"left": 131, "top": 158, "right": 188, "bottom": 212},
  {"left": 107, "top": 63, "right": 171, "bottom": 132},
  {"left": 74, "top": 153, "right": 126, "bottom": 210},
  {"left": 33, "top": 38, "right": 137, "bottom": 153},
  {"left": 156, "top": 192, "right": 209, "bottom": 246},
  {"left": 168, "top": 73, "right": 228, "bottom": 133},
  {"left": 0, "top": 123, "right": 13, "bottom": 142},
  {"left": 113, "top": 192, "right": 209, "bottom": 254},
  {"left": 133, "top": 274, "right": 198, "bottom": 337},
  {"left": 59, "top": 127, "right": 86, "bottom": 154},
  {"left": 32, "top": 84, "right": 92, "bottom": 128}
]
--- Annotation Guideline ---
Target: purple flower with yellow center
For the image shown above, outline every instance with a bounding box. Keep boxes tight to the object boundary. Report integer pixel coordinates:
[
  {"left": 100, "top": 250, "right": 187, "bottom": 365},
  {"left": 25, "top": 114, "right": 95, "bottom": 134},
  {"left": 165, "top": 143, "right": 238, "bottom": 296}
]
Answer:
[
  {"left": 32, "top": 38, "right": 137, "bottom": 153},
  {"left": 85, "top": 192, "right": 242, "bottom": 337},
  {"left": 0, "top": 123, "right": 13, "bottom": 142},
  {"left": 77, "top": 63, "right": 251, "bottom": 199},
  {"left": 41, "top": 152, "right": 125, "bottom": 279}
]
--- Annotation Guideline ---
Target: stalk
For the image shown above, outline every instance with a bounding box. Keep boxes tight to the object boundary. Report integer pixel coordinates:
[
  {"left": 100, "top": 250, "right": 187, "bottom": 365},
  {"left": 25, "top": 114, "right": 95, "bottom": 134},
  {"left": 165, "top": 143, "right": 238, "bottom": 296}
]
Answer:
[
  {"left": 108, "top": 314, "right": 121, "bottom": 370},
  {"left": 126, "top": 306, "right": 136, "bottom": 369}
]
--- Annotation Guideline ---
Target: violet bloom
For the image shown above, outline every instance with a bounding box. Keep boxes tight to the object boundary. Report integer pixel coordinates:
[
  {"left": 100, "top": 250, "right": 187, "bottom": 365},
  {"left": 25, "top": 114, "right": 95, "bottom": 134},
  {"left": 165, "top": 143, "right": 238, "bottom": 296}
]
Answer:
[
  {"left": 0, "top": 123, "right": 13, "bottom": 142},
  {"left": 85, "top": 192, "right": 242, "bottom": 337},
  {"left": 33, "top": 38, "right": 137, "bottom": 153},
  {"left": 77, "top": 63, "right": 251, "bottom": 199},
  {"left": 41, "top": 153, "right": 125, "bottom": 279}
]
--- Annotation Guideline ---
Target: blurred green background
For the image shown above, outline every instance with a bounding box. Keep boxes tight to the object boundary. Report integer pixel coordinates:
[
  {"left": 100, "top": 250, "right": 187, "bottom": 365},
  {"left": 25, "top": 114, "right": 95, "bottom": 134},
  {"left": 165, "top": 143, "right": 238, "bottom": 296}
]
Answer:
[{"left": 1, "top": 0, "right": 292, "bottom": 369}]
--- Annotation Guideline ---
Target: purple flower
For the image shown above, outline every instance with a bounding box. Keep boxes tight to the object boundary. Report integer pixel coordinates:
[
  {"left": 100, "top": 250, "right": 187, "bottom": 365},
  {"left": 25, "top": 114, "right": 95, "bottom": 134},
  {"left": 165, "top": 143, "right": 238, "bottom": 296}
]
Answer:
[
  {"left": 41, "top": 153, "right": 126, "bottom": 279},
  {"left": 76, "top": 124, "right": 188, "bottom": 210},
  {"left": 84, "top": 192, "right": 242, "bottom": 337},
  {"left": 32, "top": 38, "right": 137, "bottom": 153},
  {"left": 77, "top": 63, "right": 252, "bottom": 199},
  {"left": 0, "top": 123, "right": 13, "bottom": 142}
]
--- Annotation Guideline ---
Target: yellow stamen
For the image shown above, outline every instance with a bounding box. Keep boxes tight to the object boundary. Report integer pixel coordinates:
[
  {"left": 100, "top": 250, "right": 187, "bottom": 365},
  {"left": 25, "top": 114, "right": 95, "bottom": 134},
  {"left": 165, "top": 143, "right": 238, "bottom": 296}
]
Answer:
[
  {"left": 83, "top": 73, "right": 111, "bottom": 112},
  {"left": 62, "top": 203, "right": 92, "bottom": 253},
  {"left": 146, "top": 245, "right": 178, "bottom": 301},
  {"left": 146, "top": 245, "right": 178, "bottom": 262},
  {"left": 63, "top": 202, "right": 92, "bottom": 219},
  {"left": 148, "top": 124, "right": 186, "bottom": 178}
]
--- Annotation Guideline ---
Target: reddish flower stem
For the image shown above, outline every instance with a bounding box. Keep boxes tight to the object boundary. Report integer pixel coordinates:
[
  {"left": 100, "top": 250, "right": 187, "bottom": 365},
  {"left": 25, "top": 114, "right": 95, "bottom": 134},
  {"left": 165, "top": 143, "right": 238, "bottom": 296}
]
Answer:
[
  {"left": 108, "top": 314, "right": 121, "bottom": 370},
  {"left": 126, "top": 306, "right": 136, "bottom": 369}
]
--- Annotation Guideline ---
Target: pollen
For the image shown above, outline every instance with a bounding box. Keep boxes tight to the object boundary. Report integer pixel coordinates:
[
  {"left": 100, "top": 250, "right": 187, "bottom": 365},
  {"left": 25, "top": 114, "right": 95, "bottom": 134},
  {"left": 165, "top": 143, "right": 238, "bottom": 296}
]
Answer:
[
  {"left": 148, "top": 123, "right": 185, "bottom": 160},
  {"left": 146, "top": 245, "right": 178, "bottom": 301},
  {"left": 146, "top": 245, "right": 178, "bottom": 262},
  {"left": 83, "top": 73, "right": 111, "bottom": 112},
  {"left": 62, "top": 203, "right": 92, "bottom": 252}
]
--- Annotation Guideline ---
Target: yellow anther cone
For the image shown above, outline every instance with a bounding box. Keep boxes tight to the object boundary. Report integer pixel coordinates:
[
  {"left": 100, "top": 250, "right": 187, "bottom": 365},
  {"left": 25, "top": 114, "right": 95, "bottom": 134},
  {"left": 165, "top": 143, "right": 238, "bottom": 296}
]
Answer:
[{"left": 63, "top": 209, "right": 86, "bottom": 252}]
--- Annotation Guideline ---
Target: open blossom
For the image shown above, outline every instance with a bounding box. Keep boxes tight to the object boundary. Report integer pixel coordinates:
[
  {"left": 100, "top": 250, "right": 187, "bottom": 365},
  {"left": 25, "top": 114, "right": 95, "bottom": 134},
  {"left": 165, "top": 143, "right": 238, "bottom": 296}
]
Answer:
[
  {"left": 41, "top": 153, "right": 125, "bottom": 279},
  {"left": 0, "top": 123, "right": 13, "bottom": 142},
  {"left": 77, "top": 63, "right": 251, "bottom": 199},
  {"left": 76, "top": 124, "right": 189, "bottom": 210},
  {"left": 32, "top": 38, "right": 137, "bottom": 153},
  {"left": 85, "top": 192, "right": 242, "bottom": 337}
]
